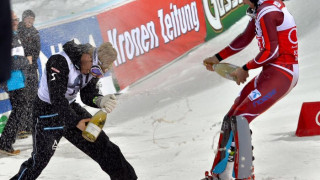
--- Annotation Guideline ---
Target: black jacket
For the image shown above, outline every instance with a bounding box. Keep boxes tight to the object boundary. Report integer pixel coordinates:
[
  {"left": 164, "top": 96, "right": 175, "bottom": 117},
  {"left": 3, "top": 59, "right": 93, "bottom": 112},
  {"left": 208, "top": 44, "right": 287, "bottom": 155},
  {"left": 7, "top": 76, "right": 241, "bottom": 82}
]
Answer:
[
  {"left": 0, "top": 32, "right": 29, "bottom": 91},
  {"left": 43, "top": 40, "right": 101, "bottom": 128},
  {"left": 18, "top": 22, "right": 40, "bottom": 69}
]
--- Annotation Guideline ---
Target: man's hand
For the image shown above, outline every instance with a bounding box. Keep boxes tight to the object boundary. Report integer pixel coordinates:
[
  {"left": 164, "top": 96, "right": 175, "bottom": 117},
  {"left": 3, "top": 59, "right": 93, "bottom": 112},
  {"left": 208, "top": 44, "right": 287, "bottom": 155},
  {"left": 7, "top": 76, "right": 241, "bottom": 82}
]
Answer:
[
  {"left": 96, "top": 94, "right": 117, "bottom": 113},
  {"left": 203, "top": 55, "right": 220, "bottom": 71},
  {"left": 231, "top": 67, "right": 249, "bottom": 85},
  {"left": 76, "top": 118, "right": 91, "bottom": 131},
  {"left": 27, "top": 56, "right": 33, "bottom": 64}
]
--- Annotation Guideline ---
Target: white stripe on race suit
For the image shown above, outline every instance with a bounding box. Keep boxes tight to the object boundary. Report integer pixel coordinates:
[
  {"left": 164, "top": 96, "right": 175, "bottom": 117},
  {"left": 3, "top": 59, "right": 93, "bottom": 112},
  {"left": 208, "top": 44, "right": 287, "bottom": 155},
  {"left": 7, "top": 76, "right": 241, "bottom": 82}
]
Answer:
[{"left": 257, "top": 6, "right": 281, "bottom": 22}]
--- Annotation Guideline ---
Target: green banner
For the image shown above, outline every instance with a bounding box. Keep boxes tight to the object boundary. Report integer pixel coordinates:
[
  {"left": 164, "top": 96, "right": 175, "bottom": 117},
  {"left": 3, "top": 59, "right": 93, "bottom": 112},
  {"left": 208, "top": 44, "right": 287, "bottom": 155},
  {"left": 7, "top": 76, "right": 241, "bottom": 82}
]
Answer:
[
  {"left": 0, "top": 115, "right": 8, "bottom": 134},
  {"left": 202, "top": 0, "right": 247, "bottom": 41}
]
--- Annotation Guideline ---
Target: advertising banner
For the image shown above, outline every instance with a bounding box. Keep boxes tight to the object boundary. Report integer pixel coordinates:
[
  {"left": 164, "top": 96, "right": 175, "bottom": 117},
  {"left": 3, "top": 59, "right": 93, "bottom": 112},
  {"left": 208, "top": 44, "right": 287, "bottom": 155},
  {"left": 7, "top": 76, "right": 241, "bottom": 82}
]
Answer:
[
  {"left": 202, "top": 0, "right": 247, "bottom": 40},
  {"left": 97, "top": 0, "right": 207, "bottom": 89},
  {"left": 0, "top": 89, "right": 11, "bottom": 135},
  {"left": 0, "top": 89, "right": 11, "bottom": 114}
]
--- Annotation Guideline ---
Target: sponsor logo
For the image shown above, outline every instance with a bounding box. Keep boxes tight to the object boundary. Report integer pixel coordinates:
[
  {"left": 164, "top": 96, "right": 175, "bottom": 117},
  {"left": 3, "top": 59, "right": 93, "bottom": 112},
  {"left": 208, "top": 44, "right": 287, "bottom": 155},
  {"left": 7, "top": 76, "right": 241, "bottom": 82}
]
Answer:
[
  {"left": 316, "top": 111, "right": 320, "bottom": 127},
  {"left": 288, "top": 28, "right": 298, "bottom": 44},
  {"left": 52, "top": 140, "right": 58, "bottom": 150},
  {"left": 202, "top": 0, "right": 243, "bottom": 31},
  {"left": 108, "top": 1, "right": 200, "bottom": 67},
  {"left": 108, "top": 21, "right": 159, "bottom": 66},
  {"left": 50, "top": 73, "right": 57, "bottom": 81},
  {"left": 158, "top": 2, "right": 200, "bottom": 43},
  {"left": 253, "top": 89, "right": 277, "bottom": 107},
  {"left": 248, "top": 89, "right": 262, "bottom": 101}
]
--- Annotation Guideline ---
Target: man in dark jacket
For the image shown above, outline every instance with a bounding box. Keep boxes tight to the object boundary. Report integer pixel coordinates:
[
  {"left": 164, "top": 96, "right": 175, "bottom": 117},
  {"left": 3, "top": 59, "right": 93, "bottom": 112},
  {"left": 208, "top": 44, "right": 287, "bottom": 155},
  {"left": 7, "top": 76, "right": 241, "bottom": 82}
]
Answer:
[
  {"left": 0, "top": 11, "right": 29, "bottom": 155},
  {"left": 11, "top": 40, "right": 137, "bottom": 180},
  {"left": 17, "top": 9, "right": 41, "bottom": 135}
]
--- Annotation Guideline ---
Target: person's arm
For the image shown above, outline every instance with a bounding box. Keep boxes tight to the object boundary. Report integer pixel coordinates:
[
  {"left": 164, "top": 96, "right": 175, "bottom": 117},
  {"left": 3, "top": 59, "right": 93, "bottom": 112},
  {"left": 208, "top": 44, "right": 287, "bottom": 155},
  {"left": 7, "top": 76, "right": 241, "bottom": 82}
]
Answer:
[
  {"left": 80, "top": 77, "right": 117, "bottom": 113},
  {"left": 46, "top": 55, "right": 82, "bottom": 128},
  {"left": 203, "top": 19, "right": 256, "bottom": 70},
  {"left": 23, "top": 29, "right": 41, "bottom": 66},
  {"left": 33, "top": 31, "right": 41, "bottom": 63},
  {"left": 80, "top": 77, "right": 101, "bottom": 108},
  {"left": 217, "top": 19, "right": 256, "bottom": 61},
  {"left": 245, "top": 11, "right": 283, "bottom": 70}
]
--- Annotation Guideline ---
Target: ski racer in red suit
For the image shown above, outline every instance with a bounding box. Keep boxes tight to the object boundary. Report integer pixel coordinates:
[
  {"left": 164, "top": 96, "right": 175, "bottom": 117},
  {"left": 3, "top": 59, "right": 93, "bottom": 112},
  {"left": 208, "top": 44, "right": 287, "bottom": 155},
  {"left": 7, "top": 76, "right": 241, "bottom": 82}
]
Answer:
[{"left": 203, "top": 0, "right": 298, "bottom": 179}]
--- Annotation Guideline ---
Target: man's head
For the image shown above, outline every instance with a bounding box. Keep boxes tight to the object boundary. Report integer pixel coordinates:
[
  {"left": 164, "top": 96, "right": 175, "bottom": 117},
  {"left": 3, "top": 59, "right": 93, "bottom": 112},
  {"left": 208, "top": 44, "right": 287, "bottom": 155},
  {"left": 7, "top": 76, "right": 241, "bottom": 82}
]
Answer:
[
  {"left": 22, "top": 10, "right": 35, "bottom": 28},
  {"left": 11, "top": 11, "right": 19, "bottom": 31},
  {"left": 96, "top": 42, "right": 117, "bottom": 72},
  {"left": 80, "top": 42, "right": 117, "bottom": 78}
]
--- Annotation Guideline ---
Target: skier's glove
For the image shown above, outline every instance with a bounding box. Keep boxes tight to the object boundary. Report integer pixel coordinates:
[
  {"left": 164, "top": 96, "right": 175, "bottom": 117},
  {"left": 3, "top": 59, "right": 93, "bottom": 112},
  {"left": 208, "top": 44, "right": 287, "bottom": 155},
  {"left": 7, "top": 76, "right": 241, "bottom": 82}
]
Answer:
[{"left": 95, "top": 94, "right": 117, "bottom": 113}]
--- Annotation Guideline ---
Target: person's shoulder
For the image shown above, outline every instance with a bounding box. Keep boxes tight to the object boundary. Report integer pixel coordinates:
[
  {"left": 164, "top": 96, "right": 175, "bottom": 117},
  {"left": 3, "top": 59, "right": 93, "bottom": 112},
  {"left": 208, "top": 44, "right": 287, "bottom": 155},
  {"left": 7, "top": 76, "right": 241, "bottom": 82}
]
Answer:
[
  {"left": 47, "top": 54, "right": 70, "bottom": 72},
  {"left": 257, "top": 2, "right": 282, "bottom": 19},
  {"left": 48, "top": 54, "right": 68, "bottom": 65},
  {"left": 257, "top": 3, "right": 272, "bottom": 12}
]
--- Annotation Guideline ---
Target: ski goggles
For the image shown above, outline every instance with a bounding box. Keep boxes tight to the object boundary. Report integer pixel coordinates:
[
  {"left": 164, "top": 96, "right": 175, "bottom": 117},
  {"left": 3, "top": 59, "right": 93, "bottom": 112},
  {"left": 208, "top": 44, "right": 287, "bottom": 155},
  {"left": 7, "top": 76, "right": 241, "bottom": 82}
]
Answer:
[
  {"left": 90, "top": 48, "right": 104, "bottom": 77},
  {"left": 90, "top": 65, "right": 104, "bottom": 77}
]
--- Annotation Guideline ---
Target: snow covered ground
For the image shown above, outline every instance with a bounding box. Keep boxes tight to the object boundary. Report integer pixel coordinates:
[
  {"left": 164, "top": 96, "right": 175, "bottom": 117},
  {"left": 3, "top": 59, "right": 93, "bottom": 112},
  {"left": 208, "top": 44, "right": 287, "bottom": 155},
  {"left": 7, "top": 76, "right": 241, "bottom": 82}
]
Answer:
[{"left": 1, "top": 0, "right": 320, "bottom": 179}]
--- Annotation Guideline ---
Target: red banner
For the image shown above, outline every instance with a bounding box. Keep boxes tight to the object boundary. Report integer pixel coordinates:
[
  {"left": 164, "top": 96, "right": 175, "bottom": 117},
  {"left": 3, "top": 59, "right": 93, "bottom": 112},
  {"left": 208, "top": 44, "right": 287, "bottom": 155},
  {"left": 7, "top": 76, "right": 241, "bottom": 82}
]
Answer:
[{"left": 97, "top": 0, "right": 206, "bottom": 89}]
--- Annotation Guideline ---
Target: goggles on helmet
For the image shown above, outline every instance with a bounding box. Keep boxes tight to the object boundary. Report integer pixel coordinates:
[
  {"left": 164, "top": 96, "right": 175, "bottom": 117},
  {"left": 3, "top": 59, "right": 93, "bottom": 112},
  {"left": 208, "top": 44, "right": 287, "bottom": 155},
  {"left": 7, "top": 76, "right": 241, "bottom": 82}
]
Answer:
[
  {"left": 90, "top": 48, "right": 104, "bottom": 77},
  {"left": 90, "top": 65, "right": 104, "bottom": 77}
]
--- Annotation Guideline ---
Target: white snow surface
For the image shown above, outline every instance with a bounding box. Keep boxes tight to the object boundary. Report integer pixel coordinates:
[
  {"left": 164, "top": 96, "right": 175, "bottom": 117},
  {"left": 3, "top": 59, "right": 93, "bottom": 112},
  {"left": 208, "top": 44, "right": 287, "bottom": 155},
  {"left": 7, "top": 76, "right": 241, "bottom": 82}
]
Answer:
[{"left": 1, "top": 0, "right": 320, "bottom": 179}]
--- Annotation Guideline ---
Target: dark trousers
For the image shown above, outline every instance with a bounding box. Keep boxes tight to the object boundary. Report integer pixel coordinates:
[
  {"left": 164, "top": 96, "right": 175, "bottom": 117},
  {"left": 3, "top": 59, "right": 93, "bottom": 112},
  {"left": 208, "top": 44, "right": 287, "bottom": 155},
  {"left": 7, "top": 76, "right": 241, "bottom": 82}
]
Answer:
[
  {"left": 19, "top": 67, "right": 38, "bottom": 132},
  {"left": 11, "top": 97, "right": 137, "bottom": 180},
  {"left": 0, "top": 88, "right": 27, "bottom": 149}
]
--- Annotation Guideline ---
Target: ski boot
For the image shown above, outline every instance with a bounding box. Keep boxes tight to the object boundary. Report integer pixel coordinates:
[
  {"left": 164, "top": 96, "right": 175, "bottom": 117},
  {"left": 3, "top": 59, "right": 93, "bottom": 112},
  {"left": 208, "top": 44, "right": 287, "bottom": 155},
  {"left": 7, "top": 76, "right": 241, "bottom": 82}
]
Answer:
[{"left": 201, "top": 171, "right": 220, "bottom": 180}]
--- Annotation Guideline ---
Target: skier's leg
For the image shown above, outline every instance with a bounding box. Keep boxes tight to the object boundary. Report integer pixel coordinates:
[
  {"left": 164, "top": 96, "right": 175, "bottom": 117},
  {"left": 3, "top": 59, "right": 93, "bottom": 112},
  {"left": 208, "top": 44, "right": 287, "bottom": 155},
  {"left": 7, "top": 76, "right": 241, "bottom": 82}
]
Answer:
[
  {"left": 0, "top": 89, "right": 23, "bottom": 152},
  {"left": 229, "top": 64, "right": 299, "bottom": 179},
  {"left": 209, "top": 77, "right": 257, "bottom": 178},
  {"left": 66, "top": 102, "right": 137, "bottom": 180},
  {"left": 65, "top": 128, "right": 137, "bottom": 180},
  {"left": 11, "top": 115, "right": 63, "bottom": 180}
]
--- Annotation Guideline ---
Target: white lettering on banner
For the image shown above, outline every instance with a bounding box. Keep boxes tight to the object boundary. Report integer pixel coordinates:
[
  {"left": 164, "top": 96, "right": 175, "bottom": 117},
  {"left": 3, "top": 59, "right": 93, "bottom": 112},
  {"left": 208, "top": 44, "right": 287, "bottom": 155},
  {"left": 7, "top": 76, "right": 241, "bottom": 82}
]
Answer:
[
  {"left": 316, "top": 111, "right": 320, "bottom": 127},
  {"left": 158, "top": 1, "right": 200, "bottom": 43},
  {"left": 108, "top": 21, "right": 159, "bottom": 66},
  {"left": 50, "top": 43, "right": 63, "bottom": 55},
  {"left": 202, "top": 0, "right": 243, "bottom": 31}
]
